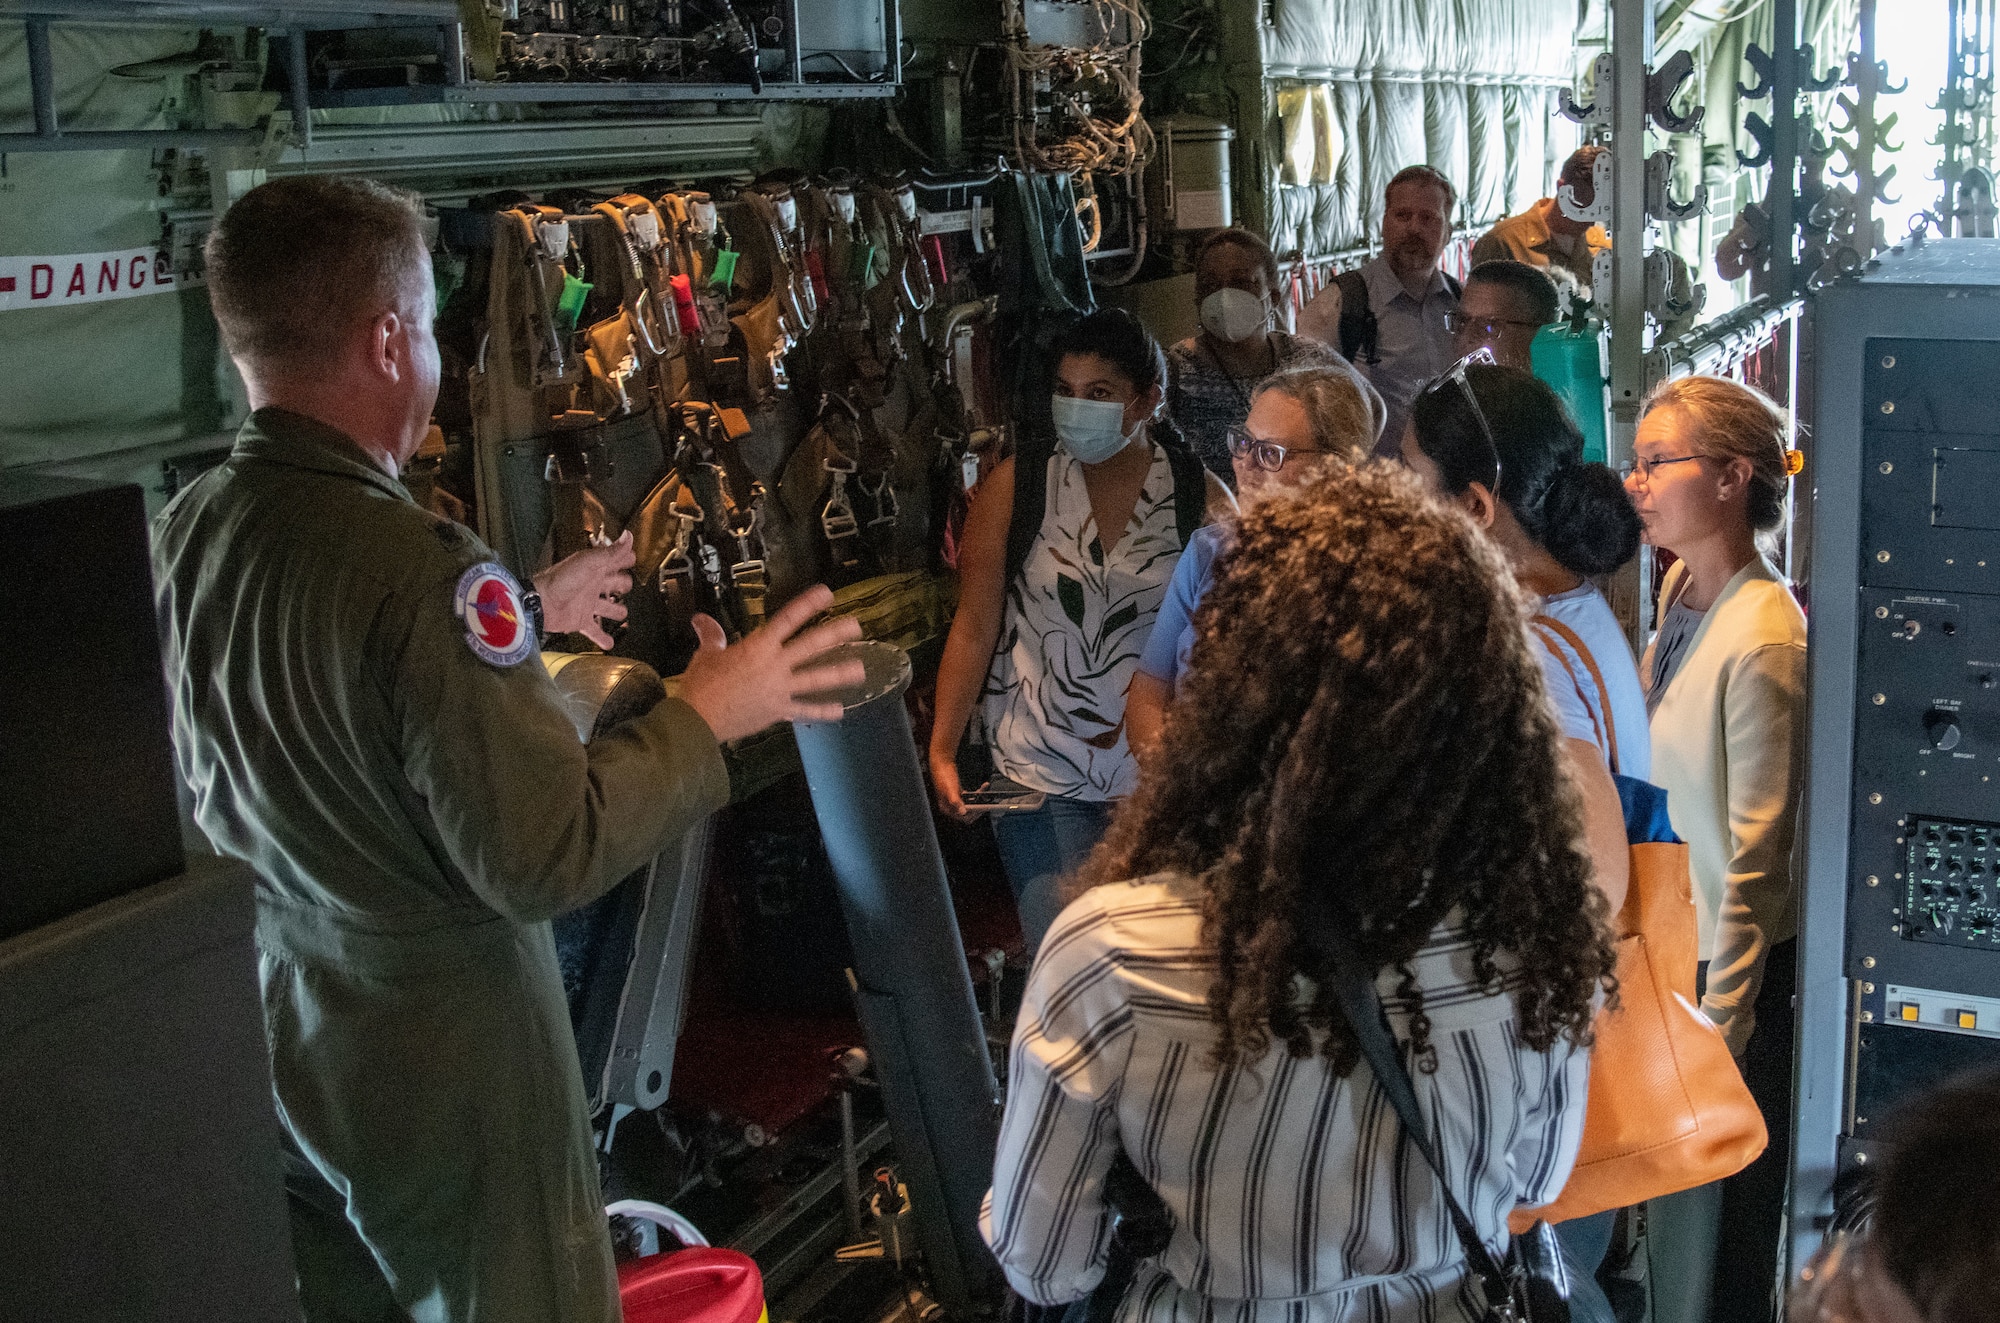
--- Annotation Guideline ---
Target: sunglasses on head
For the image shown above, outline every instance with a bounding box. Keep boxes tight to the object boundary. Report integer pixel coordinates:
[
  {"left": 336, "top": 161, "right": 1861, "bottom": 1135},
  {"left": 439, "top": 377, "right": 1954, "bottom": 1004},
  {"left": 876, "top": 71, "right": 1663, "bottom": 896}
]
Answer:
[{"left": 1422, "top": 347, "right": 1502, "bottom": 495}]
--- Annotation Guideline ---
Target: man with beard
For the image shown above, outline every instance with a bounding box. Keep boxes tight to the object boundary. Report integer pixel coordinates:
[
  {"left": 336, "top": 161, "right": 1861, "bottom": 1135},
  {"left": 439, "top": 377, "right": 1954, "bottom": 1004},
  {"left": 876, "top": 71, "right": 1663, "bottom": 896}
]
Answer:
[{"left": 1297, "top": 165, "right": 1462, "bottom": 456}]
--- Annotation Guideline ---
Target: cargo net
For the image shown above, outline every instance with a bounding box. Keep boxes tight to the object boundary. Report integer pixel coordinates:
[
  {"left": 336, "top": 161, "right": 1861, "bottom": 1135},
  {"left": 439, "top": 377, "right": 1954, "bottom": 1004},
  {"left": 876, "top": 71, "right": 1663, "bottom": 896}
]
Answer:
[{"left": 999, "top": 0, "right": 1155, "bottom": 181}]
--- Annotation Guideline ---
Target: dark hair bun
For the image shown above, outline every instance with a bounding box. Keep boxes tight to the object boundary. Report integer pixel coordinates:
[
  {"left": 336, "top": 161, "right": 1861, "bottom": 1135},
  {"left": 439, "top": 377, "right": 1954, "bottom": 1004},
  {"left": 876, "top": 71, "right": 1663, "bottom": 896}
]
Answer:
[{"left": 1539, "top": 462, "right": 1642, "bottom": 577}]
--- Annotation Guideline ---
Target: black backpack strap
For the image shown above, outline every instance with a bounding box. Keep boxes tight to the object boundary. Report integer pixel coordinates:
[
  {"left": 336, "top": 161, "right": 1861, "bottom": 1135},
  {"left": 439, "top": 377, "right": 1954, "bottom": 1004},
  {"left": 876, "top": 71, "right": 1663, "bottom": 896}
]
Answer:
[
  {"left": 1311, "top": 921, "right": 1519, "bottom": 1318},
  {"left": 1334, "top": 268, "right": 1378, "bottom": 366},
  {"left": 1008, "top": 433, "right": 1204, "bottom": 586},
  {"left": 1004, "top": 430, "right": 1055, "bottom": 590},
  {"left": 1163, "top": 437, "right": 1207, "bottom": 548}
]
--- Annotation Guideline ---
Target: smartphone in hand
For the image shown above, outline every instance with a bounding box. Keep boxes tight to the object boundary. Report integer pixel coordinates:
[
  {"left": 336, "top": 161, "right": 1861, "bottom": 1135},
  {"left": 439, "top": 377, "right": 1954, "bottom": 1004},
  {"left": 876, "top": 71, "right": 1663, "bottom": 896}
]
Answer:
[{"left": 958, "top": 777, "right": 1048, "bottom": 814}]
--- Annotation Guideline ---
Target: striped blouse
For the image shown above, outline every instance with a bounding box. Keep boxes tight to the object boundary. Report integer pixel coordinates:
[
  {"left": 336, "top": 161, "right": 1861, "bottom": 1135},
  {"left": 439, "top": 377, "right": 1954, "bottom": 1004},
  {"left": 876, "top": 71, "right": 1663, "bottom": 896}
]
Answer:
[{"left": 980, "top": 874, "right": 1592, "bottom": 1323}]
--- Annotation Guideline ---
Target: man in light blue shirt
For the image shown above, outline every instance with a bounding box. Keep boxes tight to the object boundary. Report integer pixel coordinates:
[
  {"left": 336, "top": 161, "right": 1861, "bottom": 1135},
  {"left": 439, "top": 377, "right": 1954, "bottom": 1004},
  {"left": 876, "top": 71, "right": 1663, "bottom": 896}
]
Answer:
[{"left": 1298, "top": 166, "right": 1463, "bottom": 455}]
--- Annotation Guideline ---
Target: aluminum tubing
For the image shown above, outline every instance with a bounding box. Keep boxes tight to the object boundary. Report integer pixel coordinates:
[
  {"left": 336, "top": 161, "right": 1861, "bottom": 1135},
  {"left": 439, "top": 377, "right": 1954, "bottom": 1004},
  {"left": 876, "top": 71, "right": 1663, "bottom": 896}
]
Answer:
[{"left": 792, "top": 641, "right": 1000, "bottom": 1310}]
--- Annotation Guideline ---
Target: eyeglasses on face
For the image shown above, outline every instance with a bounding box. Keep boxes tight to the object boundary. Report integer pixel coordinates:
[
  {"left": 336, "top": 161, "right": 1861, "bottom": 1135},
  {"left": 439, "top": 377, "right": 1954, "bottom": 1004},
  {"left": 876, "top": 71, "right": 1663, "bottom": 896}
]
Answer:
[
  {"left": 1226, "top": 426, "right": 1340, "bottom": 473},
  {"left": 1421, "top": 347, "right": 1503, "bottom": 494},
  {"left": 1443, "top": 311, "right": 1543, "bottom": 336},
  {"left": 1620, "top": 454, "right": 1704, "bottom": 482}
]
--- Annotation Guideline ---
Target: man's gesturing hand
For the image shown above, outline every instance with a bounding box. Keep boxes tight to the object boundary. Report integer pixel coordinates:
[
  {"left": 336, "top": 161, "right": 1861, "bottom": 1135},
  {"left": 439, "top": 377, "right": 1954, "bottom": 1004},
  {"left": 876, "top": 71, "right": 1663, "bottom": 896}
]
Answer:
[
  {"left": 534, "top": 531, "right": 635, "bottom": 649},
  {"left": 677, "top": 585, "right": 868, "bottom": 744}
]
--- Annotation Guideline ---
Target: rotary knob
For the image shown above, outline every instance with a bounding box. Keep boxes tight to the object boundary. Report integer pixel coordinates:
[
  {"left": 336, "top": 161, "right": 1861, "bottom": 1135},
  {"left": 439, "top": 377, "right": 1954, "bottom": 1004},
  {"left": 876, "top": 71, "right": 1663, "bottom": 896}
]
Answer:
[{"left": 1925, "top": 708, "right": 1963, "bottom": 751}]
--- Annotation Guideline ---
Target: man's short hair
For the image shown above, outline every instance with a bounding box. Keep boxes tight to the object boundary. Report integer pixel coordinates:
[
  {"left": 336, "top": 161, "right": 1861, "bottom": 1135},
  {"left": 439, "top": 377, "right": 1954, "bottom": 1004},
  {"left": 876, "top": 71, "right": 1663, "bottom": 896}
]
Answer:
[
  {"left": 1385, "top": 165, "right": 1458, "bottom": 218},
  {"left": 1559, "top": 144, "right": 1608, "bottom": 191},
  {"left": 205, "top": 175, "right": 429, "bottom": 374},
  {"left": 1466, "top": 259, "right": 1560, "bottom": 326}
]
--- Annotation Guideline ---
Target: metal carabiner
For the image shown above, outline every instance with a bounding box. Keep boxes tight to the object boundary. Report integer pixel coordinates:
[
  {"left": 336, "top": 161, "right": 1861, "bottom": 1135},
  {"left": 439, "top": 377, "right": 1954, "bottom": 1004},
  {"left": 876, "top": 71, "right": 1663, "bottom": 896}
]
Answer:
[
  {"left": 659, "top": 512, "right": 698, "bottom": 592},
  {"left": 821, "top": 456, "right": 861, "bottom": 544},
  {"left": 857, "top": 473, "right": 899, "bottom": 528}
]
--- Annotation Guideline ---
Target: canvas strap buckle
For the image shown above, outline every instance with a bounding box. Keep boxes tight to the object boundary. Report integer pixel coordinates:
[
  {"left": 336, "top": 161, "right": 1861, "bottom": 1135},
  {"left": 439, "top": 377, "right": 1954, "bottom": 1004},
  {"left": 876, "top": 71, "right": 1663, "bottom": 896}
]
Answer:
[
  {"left": 820, "top": 457, "right": 861, "bottom": 562},
  {"left": 659, "top": 502, "right": 701, "bottom": 592},
  {"left": 857, "top": 472, "right": 898, "bottom": 529}
]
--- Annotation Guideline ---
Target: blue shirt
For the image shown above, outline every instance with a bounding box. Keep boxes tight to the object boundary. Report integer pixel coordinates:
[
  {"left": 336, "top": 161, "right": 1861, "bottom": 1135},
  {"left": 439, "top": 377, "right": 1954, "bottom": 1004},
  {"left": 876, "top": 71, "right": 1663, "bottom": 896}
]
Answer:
[
  {"left": 1531, "top": 583, "right": 1651, "bottom": 780},
  {"left": 1358, "top": 256, "right": 1459, "bottom": 457},
  {"left": 1136, "top": 523, "right": 1226, "bottom": 687}
]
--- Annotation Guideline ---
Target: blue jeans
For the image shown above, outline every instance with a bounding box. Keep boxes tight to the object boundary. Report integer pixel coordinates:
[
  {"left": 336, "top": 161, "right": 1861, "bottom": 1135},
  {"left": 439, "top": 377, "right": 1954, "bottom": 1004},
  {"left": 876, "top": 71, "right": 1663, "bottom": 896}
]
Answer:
[
  {"left": 991, "top": 797, "right": 1115, "bottom": 956},
  {"left": 1555, "top": 1210, "right": 1618, "bottom": 1323}
]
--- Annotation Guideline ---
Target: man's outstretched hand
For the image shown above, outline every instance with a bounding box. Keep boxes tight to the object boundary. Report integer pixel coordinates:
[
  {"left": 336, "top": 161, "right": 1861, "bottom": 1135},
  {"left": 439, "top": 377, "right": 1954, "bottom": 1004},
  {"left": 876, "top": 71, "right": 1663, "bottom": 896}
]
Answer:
[
  {"left": 534, "top": 531, "right": 635, "bottom": 649},
  {"left": 678, "top": 585, "right": 867, "bottom": 744}
]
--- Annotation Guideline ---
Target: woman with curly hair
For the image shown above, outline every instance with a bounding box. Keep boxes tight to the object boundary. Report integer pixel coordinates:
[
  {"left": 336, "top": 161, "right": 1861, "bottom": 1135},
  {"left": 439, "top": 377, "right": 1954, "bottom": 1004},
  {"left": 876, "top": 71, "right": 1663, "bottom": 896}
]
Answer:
[{"left": 983, "top": 466, "right": 1618, "bottom": 1322}]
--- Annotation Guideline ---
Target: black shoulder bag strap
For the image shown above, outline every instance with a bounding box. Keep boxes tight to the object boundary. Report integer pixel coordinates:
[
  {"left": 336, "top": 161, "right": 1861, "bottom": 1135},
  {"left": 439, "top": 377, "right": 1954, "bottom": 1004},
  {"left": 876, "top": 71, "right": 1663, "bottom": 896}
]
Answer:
[
  {"left": 1163, "top": 439, "right": 1206, "bottom": 548},
  {"left": 1004, "top": 429, "right": 1055, "bottom": 590},
  {"left": 1334, "top": 269, "right": 1378, "bottom": 366},
  {"left": 1313, "top": 924, "right": 1523, "bottom": 1322},
  {"left": 1008, "top": 432, "right": 1204, "bottom": 584}
]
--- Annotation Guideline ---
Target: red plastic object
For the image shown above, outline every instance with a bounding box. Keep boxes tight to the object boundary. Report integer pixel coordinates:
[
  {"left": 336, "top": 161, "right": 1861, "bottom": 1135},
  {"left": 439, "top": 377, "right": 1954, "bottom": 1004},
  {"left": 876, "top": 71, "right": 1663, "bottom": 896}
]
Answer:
[
  {"left": 804, "top": 248, "right": 831, "bottom": 305},
  {"left": 669, "top": 273, "right": 702, "bottom": 337},
  {"left": 619, "top": 1247, "right": 768, "bottom": 1323},
  {"left": 923, "top": 234, "right": 950, "bottom": 289}
]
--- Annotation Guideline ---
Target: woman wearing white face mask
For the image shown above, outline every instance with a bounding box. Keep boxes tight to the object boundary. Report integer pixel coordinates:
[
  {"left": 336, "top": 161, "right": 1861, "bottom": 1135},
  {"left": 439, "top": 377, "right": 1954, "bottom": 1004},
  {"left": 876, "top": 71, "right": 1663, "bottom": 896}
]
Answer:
[
  {"left": 1166, "top": 228, "right": 1348, "bottom": 483},
  {"left": 929, "top": 309, "right": 1232, "bottom": 954}
]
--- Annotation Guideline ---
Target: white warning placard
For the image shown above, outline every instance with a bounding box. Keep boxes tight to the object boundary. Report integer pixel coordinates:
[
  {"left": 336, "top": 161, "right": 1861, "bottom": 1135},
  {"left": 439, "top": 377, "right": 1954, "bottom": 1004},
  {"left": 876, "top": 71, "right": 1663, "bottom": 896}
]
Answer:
[{"left": 0, "top": 246, "right": 192, "bottom": 312}]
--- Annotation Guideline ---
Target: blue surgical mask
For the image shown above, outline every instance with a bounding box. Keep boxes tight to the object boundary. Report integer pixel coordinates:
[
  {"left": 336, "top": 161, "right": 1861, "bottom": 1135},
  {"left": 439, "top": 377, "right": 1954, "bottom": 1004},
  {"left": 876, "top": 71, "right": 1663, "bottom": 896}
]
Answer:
[{"left": 1051, "top": 393, "right": 1138, "bottom": 463}]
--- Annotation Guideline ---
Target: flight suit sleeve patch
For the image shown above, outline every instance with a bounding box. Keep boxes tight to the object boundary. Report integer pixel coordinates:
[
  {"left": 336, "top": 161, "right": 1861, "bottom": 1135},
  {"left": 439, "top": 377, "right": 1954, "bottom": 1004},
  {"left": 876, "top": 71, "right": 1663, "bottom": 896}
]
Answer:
[{"left": 453, "top": 562, "right": 537, "bottom": 667}]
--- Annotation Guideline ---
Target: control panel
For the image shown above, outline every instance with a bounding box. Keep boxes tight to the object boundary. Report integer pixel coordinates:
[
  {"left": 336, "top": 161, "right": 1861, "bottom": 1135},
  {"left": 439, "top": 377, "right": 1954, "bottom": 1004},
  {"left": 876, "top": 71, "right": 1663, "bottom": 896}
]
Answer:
[
  {"left": 1903, "top": 816, "right": 2000, "bottom": 948},
  {"left": 1796, "top": 243, "right": 2000, "bottom": 1275},
  {"left": 1844, "top": 337, "right": 2000, "bottom": 994}
]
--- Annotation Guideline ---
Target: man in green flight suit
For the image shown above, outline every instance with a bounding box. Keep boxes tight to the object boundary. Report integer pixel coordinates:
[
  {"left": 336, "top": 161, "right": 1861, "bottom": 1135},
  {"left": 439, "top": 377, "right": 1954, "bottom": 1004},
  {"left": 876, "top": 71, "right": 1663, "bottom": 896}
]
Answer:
[{"left": 152, "top": 175, "right": 865, "bottom": 1322}]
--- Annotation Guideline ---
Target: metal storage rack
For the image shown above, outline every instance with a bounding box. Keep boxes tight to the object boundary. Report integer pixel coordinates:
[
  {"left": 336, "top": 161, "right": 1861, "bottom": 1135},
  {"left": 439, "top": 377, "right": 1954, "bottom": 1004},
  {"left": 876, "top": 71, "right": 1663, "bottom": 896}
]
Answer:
[{"left": 1, "top": 0, "right": 900, "bottom": 159}]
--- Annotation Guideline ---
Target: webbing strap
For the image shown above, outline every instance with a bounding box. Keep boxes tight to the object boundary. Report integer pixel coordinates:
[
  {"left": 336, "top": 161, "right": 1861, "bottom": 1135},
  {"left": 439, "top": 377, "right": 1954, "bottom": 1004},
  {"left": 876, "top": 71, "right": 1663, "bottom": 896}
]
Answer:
[{"left": 1531, "top": 612, "right": 1620, "bottom": 772}]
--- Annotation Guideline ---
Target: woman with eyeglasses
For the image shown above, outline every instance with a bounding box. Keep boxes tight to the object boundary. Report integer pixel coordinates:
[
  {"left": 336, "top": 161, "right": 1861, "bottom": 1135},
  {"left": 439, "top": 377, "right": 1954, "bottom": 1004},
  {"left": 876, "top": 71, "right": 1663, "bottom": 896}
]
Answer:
[
  {"left": 928, "top": 308, "right": 1232, "bottom": 955},
  {"left": 1125, "top": 364, "right": 1383, "bottom": 757},
  {"left": 1624, "top": 376, "right": 1806, "bottom": 1323},
  {"left": 1402, "top": 358, "right": 1644, "bottom": 1323}
]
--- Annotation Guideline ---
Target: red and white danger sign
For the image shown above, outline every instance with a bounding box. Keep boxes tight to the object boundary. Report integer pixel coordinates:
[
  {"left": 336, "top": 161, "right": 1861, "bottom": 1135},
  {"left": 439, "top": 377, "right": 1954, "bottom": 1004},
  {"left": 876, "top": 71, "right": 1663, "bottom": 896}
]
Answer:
[{"left": 0, "top": 246, "right": 191, "bottom": 312}]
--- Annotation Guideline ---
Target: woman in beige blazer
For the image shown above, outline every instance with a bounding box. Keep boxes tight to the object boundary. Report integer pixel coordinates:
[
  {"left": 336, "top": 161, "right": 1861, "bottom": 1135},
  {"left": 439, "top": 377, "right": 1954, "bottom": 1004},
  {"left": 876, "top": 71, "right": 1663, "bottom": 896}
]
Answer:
[{"left": 1625, "top": 375, "right": 1807, "bottom": 1323}]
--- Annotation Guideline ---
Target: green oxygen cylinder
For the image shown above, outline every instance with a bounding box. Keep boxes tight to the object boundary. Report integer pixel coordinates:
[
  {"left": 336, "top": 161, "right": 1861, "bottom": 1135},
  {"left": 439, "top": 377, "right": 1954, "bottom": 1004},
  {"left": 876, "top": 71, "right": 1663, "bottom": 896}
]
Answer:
[{"left": 1531, "top": 323, "right": 1611, "bottom": 465}]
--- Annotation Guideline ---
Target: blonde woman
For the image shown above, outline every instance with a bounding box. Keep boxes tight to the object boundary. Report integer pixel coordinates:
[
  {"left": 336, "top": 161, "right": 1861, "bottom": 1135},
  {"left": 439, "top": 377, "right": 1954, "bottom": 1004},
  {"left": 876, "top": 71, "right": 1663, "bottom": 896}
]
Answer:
[
  {"left": 1625, "top": 375, "right": 1806, "bottom": 1323},
  {"left": 1125, "top": 363, "right": 1383, "bottom": 755}
]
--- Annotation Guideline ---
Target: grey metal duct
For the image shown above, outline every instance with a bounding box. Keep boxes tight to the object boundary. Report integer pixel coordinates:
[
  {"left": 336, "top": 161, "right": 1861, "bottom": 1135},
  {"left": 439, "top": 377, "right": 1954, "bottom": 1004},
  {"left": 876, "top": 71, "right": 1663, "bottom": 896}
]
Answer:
[{"left": 793, "top": 641, "right": 1001, "bottom": 1316}]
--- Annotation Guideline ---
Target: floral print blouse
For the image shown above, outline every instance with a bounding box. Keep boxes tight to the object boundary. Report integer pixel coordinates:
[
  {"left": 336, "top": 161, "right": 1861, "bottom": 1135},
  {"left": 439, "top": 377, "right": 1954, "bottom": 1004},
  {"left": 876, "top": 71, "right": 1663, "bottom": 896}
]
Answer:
[{"left": 981, "top": 442, "right": 1186, "bottom": 800}]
